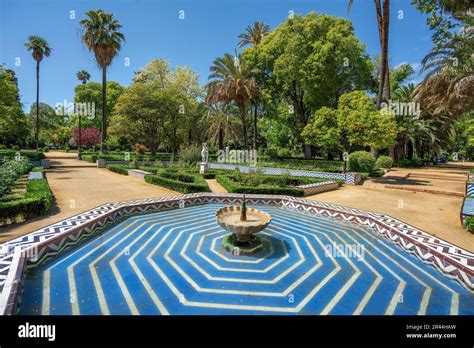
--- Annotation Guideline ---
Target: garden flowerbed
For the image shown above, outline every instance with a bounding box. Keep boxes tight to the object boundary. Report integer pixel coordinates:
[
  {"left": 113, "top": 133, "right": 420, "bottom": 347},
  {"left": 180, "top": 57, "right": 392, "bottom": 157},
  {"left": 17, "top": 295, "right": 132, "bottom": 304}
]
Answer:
[
  {"left": 0, "top": 166, "right": 53, "bottom": 226},
  {"left": 105, "top": 164, "right": 210, "bottom": 193},
  {"left": 144, "top": 169, "right": 210, "bottom": 193},
  {"left": 216, "top": 172, "right": 341, "bottom": 197}
]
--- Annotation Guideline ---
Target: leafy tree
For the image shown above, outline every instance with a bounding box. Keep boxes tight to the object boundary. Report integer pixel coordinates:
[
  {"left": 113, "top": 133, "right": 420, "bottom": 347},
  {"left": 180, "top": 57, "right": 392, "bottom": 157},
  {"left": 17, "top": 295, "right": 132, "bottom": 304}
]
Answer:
[
  {"left": 303, "top": 91, "right": 397, "bottom": 152},
  {"left": 301, "top": 107, "right": 341, "bottom": 154},
  {"left": 80, "top": 9, "right": 125, "bottom": 153},
  {"left": 25, "top": 35, "right": 51, "bottom": 150},
  {"left": 0, "top": 66, "right": 28, "bottom": 146},
  {"left": 27, "top": 102, "right": 67, "bottom": 146},
  {"left": 72, "top": 81, "right": 124, "bottom": 129},
  {"left": 242, "top": 12, "right": 373, "bottom": 158},
  {"left": 111, "top": 82, "right": 197, "bottom": 155},
  {"left": 338, "top": 91, "right": 397, "bottom": 150}
]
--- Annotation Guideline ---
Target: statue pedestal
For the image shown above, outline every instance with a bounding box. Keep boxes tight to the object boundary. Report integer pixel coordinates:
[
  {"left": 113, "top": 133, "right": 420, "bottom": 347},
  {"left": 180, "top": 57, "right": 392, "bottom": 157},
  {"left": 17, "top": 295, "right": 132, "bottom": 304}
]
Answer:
[{"left": 199, "top": 162, "right": 209, "bottom": 174}]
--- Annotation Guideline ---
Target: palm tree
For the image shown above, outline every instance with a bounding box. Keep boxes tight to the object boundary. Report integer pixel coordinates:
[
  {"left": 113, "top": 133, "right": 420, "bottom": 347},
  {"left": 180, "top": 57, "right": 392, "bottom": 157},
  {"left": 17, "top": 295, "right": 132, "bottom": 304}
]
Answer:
[
  {"left": 204, "top": 104, "right": 240, "bottom": 150},
  {"left": 238, "top": 21, "right": 270, "bottom": 153},
  {"left": 79, "top": 9, "right": 125, "bottom": 154},
  {"left": 348, "top": 0, "right": 391, "bottom": 107},
  {"left": 75, "top": 70, "right": 90, "bottom": 159},
  {"left": 76, "top": 70, "right": 91, "bottom": 84},
  {"left": 414, "top": 27, "right": 473, "bottom": 119},
  {"left": 206, "top": 54, "right": 260, "bottom": 150},
  {"left": 25, "top": 35, "right": 51, "bottom": 151},
  {"left": 238, "top": 21, "right": 271, "bottom": 48}
]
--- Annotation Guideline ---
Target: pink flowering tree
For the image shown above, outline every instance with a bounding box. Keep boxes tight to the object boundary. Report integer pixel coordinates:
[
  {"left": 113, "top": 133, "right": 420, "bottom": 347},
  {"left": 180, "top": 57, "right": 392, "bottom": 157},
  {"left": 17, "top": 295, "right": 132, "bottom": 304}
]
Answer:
[{"left": 71, "top": 127, "right": 101, "bottom": 148}]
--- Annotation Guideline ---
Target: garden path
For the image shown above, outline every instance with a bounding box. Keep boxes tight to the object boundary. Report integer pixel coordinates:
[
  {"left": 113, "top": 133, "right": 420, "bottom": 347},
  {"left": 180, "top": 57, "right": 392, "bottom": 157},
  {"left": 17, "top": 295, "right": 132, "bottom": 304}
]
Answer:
[
  {"left": 0, "top": 152, "right": 178, "bottom": 243},
  {"left": 206, "top": 179, "right": 228, "bottom": 193}
]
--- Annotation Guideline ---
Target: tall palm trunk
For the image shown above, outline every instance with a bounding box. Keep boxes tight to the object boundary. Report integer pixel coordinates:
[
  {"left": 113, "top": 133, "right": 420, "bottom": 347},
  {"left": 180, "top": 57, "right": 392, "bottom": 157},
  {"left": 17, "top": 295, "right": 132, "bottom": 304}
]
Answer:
[
  {"left": 100, "top": 66, "right": 107, "bottom": 154},
  {"left": 35, "top": 60, "right": 40, "bottom": 151},
  {"left": 218, "top": 127, "right": 224, "bottom": 151},
  {"left": 238, "top": 103, "right": 248, "bottom": 150},
  {"left": 252, "top": 103, "right": 258, "bottom": 152},
  {"left": 375, "top": 0, "right": 390, "bottom": 110}
]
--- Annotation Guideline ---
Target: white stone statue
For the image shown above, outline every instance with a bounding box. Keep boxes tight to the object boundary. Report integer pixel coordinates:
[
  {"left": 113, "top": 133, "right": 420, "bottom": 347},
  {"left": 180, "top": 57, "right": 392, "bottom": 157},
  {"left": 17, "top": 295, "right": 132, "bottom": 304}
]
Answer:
[{"left": 201, "top": 143, "right": 209, "bottom": 164}]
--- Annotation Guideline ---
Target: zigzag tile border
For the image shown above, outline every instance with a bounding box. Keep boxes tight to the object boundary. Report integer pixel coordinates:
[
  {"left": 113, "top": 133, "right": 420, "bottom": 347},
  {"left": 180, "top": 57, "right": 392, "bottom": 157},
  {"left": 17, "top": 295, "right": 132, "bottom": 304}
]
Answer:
[
  {"left": 296, "top": 181, "right": 339, "bottom": 196},
  {"left": 0, "top": 193, "right": 472, "bottom": 315}
]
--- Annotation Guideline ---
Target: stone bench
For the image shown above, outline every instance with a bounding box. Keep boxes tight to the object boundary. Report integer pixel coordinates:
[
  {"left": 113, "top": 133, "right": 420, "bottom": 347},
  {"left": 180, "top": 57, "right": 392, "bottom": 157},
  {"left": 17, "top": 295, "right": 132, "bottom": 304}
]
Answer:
[
  {"left": 127, "top": 169, "right": 152, "bottom": 180},
  {"left": 296, "top": 181, "right": 339, "bottom": 196}
]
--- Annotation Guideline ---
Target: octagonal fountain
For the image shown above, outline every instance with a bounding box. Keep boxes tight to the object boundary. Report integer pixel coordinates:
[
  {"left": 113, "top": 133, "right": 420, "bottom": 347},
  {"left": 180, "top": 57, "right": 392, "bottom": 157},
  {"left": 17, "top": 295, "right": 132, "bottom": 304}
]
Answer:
[
  {"left": 215, "top": 195, "right": 272, "bottom": 254},
  {"left": 4, "top": 194, "right": 471, "bottom": 315}
]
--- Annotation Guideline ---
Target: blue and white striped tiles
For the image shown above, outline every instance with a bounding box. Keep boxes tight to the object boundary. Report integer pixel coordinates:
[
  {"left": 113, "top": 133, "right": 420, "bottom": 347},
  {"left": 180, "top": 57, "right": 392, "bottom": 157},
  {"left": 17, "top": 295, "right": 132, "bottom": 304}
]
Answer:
[{"left": 20, "top": 204, "right": 473, "bottom": 315}]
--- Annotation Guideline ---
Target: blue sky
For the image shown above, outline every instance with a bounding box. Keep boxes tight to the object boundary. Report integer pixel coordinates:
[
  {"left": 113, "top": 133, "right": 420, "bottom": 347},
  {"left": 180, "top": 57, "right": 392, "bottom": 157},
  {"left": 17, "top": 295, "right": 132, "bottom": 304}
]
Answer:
[{"left": 0, "top": 0, "right": 433, "bottom": 112}]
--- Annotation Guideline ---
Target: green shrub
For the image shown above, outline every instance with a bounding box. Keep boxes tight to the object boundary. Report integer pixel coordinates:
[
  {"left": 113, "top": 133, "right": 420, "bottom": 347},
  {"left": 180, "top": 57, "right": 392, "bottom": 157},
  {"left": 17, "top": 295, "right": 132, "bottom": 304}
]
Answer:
[
  {"left": 464, "top": 216, "right": 474, "bottom": 233},
  {"left": 369, "top": 169, "right": 385, "bottom": 177},
  {"left": 31, "top": 166, "right": 44, "bottom": 172},
  {"left": 0, "top": 159, "right": 31, "bottom": 196},
  {"left": 216, "top": 175, "right": 305, "bottom": 196},
  {"left": 0, "top": 178, "right": 53, "bottom": 225},
  {"left": 348, "top": 151, "right": 376, "bottom": 173},
  {"left": 82, "top": 154, "right": 98, "bottom": 163},
  {"left": 145, "top": 173, "right": 210, "bottom": 193},
  {"left": 0, "top": 145, "right": 6, "bottom": 150},
  {"left": 160, "top": 171, "right": 194, "bottom": 183},
  {"left": 43, "top": 147, "right": 49, "bottom": 153},
  {"left": 106, "top": 165, "right": 131, "bottom": 175},
  {"left": 395, "top": 159, "right": 424, "bottom": 168},
  {"left": 11, "top": 145, "right": 20, "bottom": 151},
  {"left": 179, "top": 144, "right": 202, "bottom": 165},
  {"left": 0, "top": 150, "right": 45, "bottom": 161},
  {"left": 375, "top": 155, "right": 393, "bottom": 169},
  {"left": 202, "top": 172, "right": 216, "bottom": 179}
]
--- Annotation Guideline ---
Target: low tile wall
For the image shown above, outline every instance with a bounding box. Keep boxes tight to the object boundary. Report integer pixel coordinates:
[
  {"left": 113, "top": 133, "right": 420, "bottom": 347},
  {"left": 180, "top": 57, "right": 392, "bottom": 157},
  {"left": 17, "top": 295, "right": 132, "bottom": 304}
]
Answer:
[{"left": 296, "top": 181, "right": 339, "bottom": 196}]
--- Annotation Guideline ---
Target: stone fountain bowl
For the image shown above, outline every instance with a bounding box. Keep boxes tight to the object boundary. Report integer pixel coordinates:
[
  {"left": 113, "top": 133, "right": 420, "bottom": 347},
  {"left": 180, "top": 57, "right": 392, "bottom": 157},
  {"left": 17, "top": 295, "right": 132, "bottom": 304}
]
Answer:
[{"left": 215, "top": 206, "right": 272, "bottom": 240}]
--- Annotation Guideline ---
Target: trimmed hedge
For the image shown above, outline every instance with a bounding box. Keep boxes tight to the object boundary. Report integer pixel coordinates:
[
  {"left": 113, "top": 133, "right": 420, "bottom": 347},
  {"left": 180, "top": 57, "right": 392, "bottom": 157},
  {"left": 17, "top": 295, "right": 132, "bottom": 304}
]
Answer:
[
  {"left": 0, "top": 178, "right": 53, "bottom": 226},
  {"left": 395, "top": 158, "right": 424, "bottom": 168},
  {"left": 202, "top": 172, "right": 216, "bottom": 179},
  {"left": 216, "top": 174, "right": 305, "bottom": 196},
  {"left": 0, "top": 159, "right": 31, "bottom": 196},
  {"left": 464, "top": 216, "right": 474, "bottom": 233},
  {"left": 145, "top": 173, "right": 210, "bottom": 193},
  {"left": 106, "top": 164, "right": 131, "bottom": 175},
  {"left": 348, "top": 151, "right": 376, "bottom": 173},
  {"left": 0, "top": 150, "right": 45, "bottom": 161},
  {"left": 82, "top": 154, "right": 98, "bottom": 163}
]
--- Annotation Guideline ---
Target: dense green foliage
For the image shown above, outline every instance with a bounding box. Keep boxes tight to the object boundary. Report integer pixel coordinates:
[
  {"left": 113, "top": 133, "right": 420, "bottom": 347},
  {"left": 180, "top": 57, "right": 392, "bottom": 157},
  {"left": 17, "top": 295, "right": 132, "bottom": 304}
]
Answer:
[
  {"left": 0, "top": 66, "right": 28, "bottom": 146},
  {"left": 303, "top": 91, "right": 397, "bottom": 152},
  {"left": 144, "top": 169, "right": 210, "bottom": 193},
  {"left": 242, "top": 12, "right": 373, "bottom": 158},
  {"left": 216, "top": 171, "right": 340, "bottom": 196},
  {"left": 463, "top": 216, "right": 474, "bottom": 233},
  {"left": 348, "top": 151, "right": 376, "bottom": 173},
  {"left": 375, "top": 155, "right": 394, "bottom": 169},
  {"left": 106, "top": 164, "right": 131, "bottom": 175},
  {"left": 0, "top": 177, "right": 53, "bottom": 226},
  {"left": 0, "top": 159, "right": 31, "bottom": 196}
]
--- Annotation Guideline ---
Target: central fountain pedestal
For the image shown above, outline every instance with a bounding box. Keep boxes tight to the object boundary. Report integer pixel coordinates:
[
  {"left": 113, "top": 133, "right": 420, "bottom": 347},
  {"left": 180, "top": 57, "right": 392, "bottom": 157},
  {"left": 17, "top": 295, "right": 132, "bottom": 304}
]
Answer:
[{"left": 215, "top": 196, "right": 272, "bottom": 255}]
